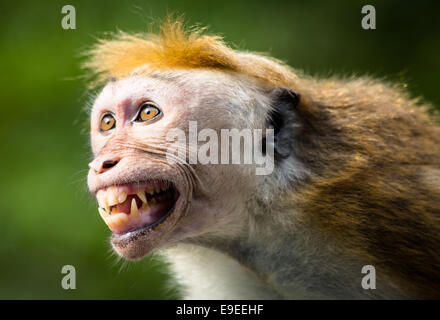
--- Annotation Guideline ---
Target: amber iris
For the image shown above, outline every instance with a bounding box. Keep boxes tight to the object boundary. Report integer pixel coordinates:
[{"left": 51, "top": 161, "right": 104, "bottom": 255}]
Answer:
[
  {"left": 100, "top": 113, "right": 116, "bottom": 131},
  {"left": 135, "top": 103, "right": 160, "bottom": 122}
]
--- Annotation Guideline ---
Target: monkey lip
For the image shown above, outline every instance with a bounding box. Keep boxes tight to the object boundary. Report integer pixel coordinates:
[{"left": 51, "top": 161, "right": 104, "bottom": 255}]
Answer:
[{"left": 95, "top": 180, "right": 179, "bottom": 235}]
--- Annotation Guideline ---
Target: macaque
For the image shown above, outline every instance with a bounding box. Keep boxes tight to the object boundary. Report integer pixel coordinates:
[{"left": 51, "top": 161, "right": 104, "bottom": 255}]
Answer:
[{"left": 85, "top": 19, "right": 440, "bottom": 299}]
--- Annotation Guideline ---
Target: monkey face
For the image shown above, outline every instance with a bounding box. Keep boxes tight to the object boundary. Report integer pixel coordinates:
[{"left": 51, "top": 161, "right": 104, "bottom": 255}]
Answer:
[{"left": 88, "top": 72, "right": 267, "bottom": 260}]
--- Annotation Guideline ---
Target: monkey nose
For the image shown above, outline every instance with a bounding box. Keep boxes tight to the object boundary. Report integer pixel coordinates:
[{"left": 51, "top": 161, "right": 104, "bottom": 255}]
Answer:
[{"left": 89, "top": 157, "right": 121, "bottom": 174}]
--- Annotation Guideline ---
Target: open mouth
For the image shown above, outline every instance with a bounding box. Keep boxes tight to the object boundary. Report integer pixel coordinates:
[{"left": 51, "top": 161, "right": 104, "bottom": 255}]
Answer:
[{"left": 95, "top": 180, "right": 179, "bottom": 235}]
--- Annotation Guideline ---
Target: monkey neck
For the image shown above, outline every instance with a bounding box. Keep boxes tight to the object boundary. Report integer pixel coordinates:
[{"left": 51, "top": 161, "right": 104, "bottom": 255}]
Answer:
[
  {"left": 173, "top": 206, "right": 401, "bottom": 299},
  {"left": 176, "top": 210, "right": 354, "bottom": 299}
]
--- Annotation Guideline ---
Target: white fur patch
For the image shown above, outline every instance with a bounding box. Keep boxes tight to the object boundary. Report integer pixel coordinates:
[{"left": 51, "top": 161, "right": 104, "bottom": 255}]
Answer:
[{"left": 159, "top": 243, "right": 282, "bottom": 299}]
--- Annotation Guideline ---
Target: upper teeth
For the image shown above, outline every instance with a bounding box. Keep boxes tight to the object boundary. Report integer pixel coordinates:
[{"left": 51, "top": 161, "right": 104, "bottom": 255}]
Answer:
[
  {"left": 118, "top": 191, "right": 127, "bottom": 203},
  {"left": 107, "top": 188, "right": 118, "bottom": 206},
  {"left": 95, "top": 183, "right": 172, "bottom": 230},
  {"left": 96, "top": 185, "right": 167, "bottom": 212},
  {"left": 137, "top": 191, "right": 147, "bottom": 204},
  {"left": 131, "top": 198, "right": 139, "bottom": 218},
  {"left": 96, "top": 191, "right": 108, "bottom": 209}
]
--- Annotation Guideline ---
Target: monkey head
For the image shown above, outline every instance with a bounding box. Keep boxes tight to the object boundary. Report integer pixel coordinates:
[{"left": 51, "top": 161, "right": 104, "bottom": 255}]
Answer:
[{"left": 87, "top": 70, "right": 300, "bottom": 260}]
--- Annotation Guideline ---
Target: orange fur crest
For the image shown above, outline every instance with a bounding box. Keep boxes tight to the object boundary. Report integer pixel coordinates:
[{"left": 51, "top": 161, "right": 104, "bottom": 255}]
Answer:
[{"left": 83, "top": 18, "right": 298, "bottom": 88}]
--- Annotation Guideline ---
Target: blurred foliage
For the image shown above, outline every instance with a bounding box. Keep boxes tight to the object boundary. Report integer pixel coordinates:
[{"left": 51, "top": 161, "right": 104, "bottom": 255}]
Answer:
[{"left": 0, "top": 0, "right": 438, "bottom": 299}]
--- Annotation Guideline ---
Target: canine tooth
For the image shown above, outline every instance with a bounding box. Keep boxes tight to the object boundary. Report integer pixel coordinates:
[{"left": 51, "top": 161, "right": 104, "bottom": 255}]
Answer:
[
  {"left": 137, "top": 191, "right": 147, "bottom": 203},
  {"left": 107, "top": 188, "right": 118, "bottom": 206},
  {"left": 141, "top": 202, "right": 149, "bottom": 211},
  {"left": 131, "top": 198, "right": 139, "bottom": 218},
  {"left": 98, "top": 207, "right": 109, "bottom": 220}
]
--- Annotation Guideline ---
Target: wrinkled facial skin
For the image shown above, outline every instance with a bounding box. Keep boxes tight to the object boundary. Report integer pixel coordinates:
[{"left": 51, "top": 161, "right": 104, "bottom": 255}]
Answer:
[{"left": 88, "top": 72, "right": 264, "bottom": 260}]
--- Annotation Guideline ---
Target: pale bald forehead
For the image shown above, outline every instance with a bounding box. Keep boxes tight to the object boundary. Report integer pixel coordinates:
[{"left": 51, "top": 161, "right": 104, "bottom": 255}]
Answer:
[
  {"left": 92, "top": 75, "right": 186, "bottom": 112},
  {"left": 92, "top": 70, "right": 235, "bottom": 112}
]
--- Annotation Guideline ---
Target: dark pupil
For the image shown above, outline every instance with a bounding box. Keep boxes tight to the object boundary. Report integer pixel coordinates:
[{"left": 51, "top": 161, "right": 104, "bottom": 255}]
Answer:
[
  {"left": 104, "top": 117, "right": 112, "bottom": 124},
  {"left": 145, "top": 108, "right": 151, "bottom": 114}
]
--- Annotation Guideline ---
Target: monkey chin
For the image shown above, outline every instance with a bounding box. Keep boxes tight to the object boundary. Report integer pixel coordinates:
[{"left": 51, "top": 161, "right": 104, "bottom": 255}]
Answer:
[
  {"left": 94, "top": 180, "right": 185, "bottom": 261},
  {"left": 110, "top": 206, "right": 179, "bottom": 261}
]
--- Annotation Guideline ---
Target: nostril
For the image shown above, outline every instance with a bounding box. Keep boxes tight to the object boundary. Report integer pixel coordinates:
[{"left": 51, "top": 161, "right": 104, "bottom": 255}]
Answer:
[{"left": 101, "top": 159, "right": 119, "bottom": 171}]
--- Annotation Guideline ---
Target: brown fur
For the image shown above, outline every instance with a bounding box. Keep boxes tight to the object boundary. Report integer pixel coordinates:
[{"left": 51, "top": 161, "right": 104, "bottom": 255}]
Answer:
[{"left": 290, "top": 78, "right": 440, "bottom": 298}]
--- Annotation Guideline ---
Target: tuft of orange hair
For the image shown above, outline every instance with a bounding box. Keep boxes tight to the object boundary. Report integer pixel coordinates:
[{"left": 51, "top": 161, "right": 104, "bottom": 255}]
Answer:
[{"left": 83, "top": 17, "right": 299, "bottom": 88}]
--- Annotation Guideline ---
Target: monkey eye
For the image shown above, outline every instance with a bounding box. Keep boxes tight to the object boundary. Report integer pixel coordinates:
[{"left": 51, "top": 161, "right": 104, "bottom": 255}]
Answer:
[
  {"left": 100, "top": 113, "right": 116, "bottom": 132},
  {"left": 134, "top": 102, "right": 161, "bottom": 123}
]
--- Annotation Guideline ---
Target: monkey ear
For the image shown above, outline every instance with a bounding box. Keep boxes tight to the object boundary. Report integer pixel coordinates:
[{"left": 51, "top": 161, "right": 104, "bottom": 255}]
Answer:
[{"left": 266, "top": 87, "right": 300, "bottom": 159}]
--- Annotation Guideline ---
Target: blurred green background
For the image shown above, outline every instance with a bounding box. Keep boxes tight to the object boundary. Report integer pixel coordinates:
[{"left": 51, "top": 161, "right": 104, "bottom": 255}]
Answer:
[{"left": 0, "top": 0, "right": 438, "bottom": 299}]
